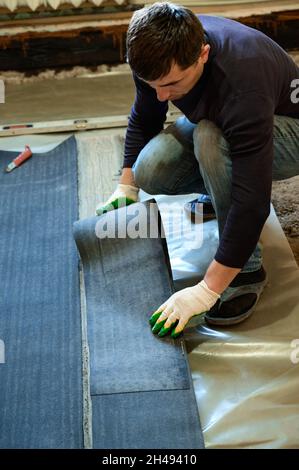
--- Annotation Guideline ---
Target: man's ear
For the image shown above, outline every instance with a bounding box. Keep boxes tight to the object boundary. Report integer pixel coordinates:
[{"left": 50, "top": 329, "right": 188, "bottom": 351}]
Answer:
[{"left": 200, "top": 44, "right": 210, "bottom": 64}]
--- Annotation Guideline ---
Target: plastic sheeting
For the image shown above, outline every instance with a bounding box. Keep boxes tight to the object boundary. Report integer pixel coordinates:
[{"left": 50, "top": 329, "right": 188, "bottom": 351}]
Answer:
[
  {"left": 186, "top": 210, "right": 299, "bottom": 449},
  {"left": 155, "top": 194, "right": 299, "bottom": 448}
]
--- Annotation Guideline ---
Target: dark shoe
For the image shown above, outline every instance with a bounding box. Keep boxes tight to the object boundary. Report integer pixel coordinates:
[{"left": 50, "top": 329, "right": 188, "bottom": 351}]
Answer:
[
  {"left": 205, "top": 266, "right": 268, "bottom": 326},
  {"left": 184, "top": 194, "right": 216, "bottom": 221}
]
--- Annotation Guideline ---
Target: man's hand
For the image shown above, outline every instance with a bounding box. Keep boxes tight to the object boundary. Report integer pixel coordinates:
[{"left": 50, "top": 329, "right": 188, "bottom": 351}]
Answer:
[
  {"left": 149, "top": 281, "right": 220, "bottom": 338},
  {"left": 95, "top": 183, "right": 139, "bottom": 216}
]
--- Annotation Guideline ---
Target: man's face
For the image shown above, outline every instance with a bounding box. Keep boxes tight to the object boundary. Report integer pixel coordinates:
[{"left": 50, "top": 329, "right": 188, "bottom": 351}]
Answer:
[{"left": 144, "top": 44, "right": 210, "bottom": 102}]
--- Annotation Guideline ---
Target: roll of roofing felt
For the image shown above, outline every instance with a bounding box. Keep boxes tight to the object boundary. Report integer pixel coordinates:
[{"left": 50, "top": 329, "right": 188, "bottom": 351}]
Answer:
[
  {"left": 0, "top": 136, "right": 83, "bottom": 448},
  {"left": 73, "top": 200, "right": 204, "bottom": 449}
]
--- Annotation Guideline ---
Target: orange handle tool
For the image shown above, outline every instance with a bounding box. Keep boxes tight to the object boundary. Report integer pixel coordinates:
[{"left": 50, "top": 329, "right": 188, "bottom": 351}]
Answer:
[{"left": 5, "top": 145, "right": 32, "bottom": 173}]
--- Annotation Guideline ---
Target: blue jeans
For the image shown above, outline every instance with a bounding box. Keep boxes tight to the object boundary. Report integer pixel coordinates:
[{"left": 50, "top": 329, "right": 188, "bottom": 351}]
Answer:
[{"left": 132, "top": 115, "right": 299, "bottom": 273}]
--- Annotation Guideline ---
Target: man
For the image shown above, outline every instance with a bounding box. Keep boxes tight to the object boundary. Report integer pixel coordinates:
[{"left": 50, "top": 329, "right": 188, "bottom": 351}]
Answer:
[{"left": 96, "top": 2, "right": 299, "bottom": 338}]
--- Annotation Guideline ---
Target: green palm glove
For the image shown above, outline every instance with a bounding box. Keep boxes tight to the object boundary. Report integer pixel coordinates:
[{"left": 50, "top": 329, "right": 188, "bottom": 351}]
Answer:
[
  {"left": 95, "top": 184, "right": 139, "bottom": 216},
  {"left": 149, "top": 281, "right": 220, "bottom": 338}
]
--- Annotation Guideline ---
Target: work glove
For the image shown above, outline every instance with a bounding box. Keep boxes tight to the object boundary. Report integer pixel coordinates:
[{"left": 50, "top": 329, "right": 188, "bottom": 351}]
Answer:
[
  {"left": 149, "top": 280, "right": 220, "bottom": 339},
  {"left": 95, "top": 183, "right": 139, "bottom": 216}
]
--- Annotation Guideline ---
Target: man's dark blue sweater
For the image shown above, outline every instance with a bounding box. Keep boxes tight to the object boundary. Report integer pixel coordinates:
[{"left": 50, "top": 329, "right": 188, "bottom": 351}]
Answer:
[{"left": 123, "top": 15, "right": 299, "bottom": 269}]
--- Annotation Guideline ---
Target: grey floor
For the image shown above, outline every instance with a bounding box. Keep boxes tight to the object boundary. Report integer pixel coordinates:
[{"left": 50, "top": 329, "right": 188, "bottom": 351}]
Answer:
[
  {"left": 0, "top": 72, "right": 180, "bottom": 131},
  {"left": 1, "top": 74, "right": 135, "bottom": 125}
]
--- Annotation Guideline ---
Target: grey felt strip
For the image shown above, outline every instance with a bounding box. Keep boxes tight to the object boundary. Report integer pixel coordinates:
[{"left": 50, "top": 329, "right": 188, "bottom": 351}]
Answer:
[
  {"left": 92, "top": 390, "right": 204, "bottom": 449},
  {"left": 0, "top": 137, "right": 83, "bottom": 449},
  {"left": 74, "top": 202, "right": 189, "bottom": 395},
  {"left": 73, "top": 200, "right": 204, "bottom": 448}
]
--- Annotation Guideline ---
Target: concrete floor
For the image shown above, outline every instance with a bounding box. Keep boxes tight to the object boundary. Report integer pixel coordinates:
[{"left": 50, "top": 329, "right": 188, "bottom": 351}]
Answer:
[
  {"left": 0, "top": 72, "right": 180, "bottom": 130},
  {"left": 1, "top": 74, "right": 135, "bottom": 125}
]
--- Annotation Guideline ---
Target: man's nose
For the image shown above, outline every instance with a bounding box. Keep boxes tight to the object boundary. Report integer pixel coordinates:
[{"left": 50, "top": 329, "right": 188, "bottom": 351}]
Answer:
[{"left": 156, "top": 88, "right": 170, "bottom": 101}]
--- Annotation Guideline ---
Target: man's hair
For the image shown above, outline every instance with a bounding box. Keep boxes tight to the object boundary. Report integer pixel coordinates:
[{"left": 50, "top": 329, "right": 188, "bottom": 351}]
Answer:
[{"left": 126, "top": 2, "right": 205, "bottom": 81}]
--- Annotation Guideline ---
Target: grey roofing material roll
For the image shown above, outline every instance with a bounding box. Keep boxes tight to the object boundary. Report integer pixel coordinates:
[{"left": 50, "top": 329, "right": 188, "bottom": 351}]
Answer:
[
  {"left": 0, "top": 137, "right": 83, "bottom": 448},
  {"left": 73, "top": 200, "right": 204, "bottom": 449}
]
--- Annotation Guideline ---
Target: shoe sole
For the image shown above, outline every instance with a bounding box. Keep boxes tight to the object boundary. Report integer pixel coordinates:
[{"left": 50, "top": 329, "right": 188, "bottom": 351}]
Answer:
[
  {"left": 205, "top": 301, "right": 258, "bottom": 326},
  {"left": 205, "top": 276, "right": 268, "bottom": 326}
]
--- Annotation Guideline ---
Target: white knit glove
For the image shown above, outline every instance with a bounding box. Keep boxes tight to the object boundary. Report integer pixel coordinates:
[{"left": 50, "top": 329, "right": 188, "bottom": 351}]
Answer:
[
  {"left": 95, "top": 184, "right": 139, "bottom": 216},
  {"left": 149, "top": 280, "right": 220, "bottom": 338}
]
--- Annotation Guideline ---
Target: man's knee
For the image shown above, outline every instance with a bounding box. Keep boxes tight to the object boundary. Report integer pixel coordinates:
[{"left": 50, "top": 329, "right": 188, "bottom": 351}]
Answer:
[
  {"left": 133, "top": 134, "right": 181, "bottom": 194},
  {"left": 132, "top": 145, "right": 165, "bottom": 194},
  {"left": 193, "top": 119, "right": 229, "bottom": 170},
  {"left": 132, "top": 152, "right": 154, "bottom": 194}
]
